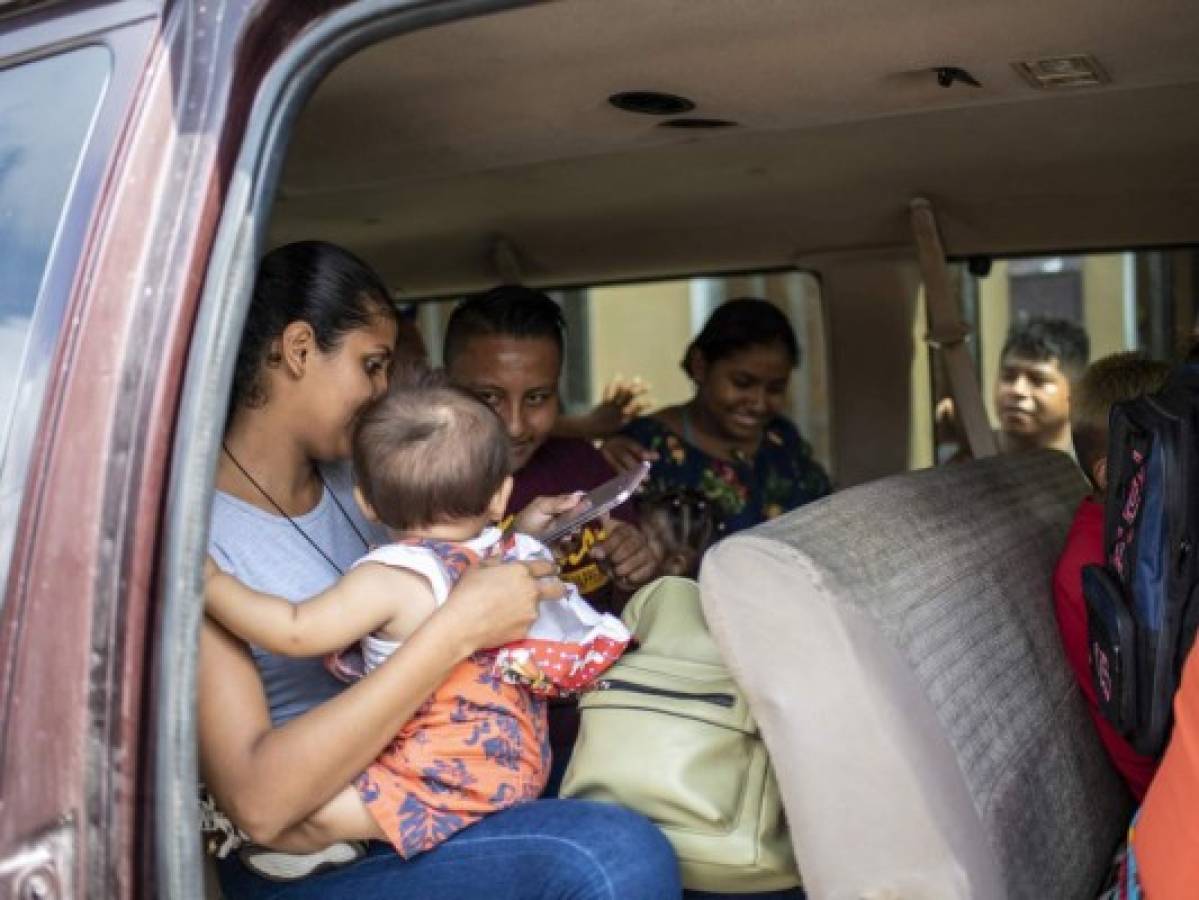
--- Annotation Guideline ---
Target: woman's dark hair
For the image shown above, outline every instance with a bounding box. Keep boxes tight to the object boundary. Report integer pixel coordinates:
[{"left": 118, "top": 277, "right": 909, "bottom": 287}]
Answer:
[
  {"left": 683, "top": 298, "right": 800, "bottom": 377},
  {"left": 231, "top": 241, "right": 397, "bottom": 410},
  {"left": 443, "top": 285, "right": 566, "bottom": 367}
]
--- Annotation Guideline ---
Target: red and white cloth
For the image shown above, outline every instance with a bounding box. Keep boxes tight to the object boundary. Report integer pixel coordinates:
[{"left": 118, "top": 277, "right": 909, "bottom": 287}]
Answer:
[
  {"left": 495, "top": 589, "right": 630, "bottom": 697},
  {"left": 327, "top": 527, "right": 630, "bottom": 695}
]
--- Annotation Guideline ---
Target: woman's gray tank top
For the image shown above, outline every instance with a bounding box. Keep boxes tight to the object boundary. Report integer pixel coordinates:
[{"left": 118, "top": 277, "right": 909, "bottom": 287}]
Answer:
[{"left": 208, "top": 461, "right": 387, "bottom": 725}]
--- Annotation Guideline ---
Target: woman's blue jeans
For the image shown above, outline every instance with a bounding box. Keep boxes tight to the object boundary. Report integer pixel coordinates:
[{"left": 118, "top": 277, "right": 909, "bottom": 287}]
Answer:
[{"left": 217, "top": 799, "right": 681, "bottom": 899}]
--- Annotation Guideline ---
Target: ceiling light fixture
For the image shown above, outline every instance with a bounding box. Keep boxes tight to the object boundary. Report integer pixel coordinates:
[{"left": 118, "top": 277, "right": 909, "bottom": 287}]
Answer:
[{"left": 1014, "top": 54, "right": 1109, "bottom": 89}]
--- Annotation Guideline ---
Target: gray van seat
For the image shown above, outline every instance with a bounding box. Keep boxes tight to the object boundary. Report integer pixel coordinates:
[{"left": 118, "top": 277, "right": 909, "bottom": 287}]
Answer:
[{"left": 700, "top": 451, "right": 1132, "bottom": 900}]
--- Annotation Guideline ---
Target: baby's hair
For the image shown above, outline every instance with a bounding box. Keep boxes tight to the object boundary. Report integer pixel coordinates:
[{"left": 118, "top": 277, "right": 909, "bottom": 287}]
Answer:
[
  {"left": 635, "top": 486, "right": 718, "bottom": 563},
  {"left": 1070, "top": 351, "right": 1172, "bottom": 483},
  {"left": 352, "top": 365, "right": 510, "bottom": 532}
]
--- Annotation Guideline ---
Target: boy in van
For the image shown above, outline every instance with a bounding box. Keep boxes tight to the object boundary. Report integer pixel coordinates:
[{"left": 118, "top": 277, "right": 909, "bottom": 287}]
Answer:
[
  {"left": 204, "top": 373, "right": 629, "bottom": 876},
  {"left": 1051, "top": 351, "right": 1171, "bottom": 799},
  {"left": 943, "top": 316, "right": 1089, "bottom": 461},
  {"left": 994, "top": 316, "right": 1090, "bottom": 456}
]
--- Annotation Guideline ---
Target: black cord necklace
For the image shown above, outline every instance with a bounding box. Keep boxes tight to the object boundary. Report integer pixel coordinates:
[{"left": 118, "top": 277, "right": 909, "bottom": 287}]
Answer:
[{"left": 221, "top": 442, "right": 369, "bottom": 575}]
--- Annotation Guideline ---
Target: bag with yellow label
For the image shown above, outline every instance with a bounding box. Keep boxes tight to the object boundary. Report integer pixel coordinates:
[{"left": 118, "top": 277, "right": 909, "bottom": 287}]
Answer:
[{"left": 559, "top": 576, "right": 800, "bottom": 893}]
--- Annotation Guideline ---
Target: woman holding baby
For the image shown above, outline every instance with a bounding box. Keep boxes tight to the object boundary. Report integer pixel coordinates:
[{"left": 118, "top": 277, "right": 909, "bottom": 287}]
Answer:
[{"left": 200, "top": 241, "right": 680, "bottom": 897}]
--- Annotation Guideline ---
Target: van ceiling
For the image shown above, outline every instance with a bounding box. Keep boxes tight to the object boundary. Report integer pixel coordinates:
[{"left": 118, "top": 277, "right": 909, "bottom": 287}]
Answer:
[{"left": 270, "top": 0, "right": 1199, "bottom": 296}]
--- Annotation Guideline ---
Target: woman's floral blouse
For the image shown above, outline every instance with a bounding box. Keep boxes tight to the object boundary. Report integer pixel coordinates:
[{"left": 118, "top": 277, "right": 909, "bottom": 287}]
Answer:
[{"left": 621, "top": 415, "right": 832, "bottom": 537}]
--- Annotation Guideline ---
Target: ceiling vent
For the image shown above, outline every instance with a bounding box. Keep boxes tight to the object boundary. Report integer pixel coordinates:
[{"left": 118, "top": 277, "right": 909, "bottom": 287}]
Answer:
[
  {"left": 608, "top": 91, "right": 696, "bottom": 116},
  {"left": 1014, "top": 54, "right": 1109, "bottom": 89}
]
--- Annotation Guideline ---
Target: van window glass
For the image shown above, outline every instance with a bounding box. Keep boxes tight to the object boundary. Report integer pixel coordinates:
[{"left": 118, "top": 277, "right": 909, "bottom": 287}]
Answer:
[
  {"left": 416, "top": 271, "right": 832, "bottom": 473},
  {"left": 911, "top": 248, "right": 1199, "bottom": 467},
  {"left": 0, "top": 47, "right": 110, "bottom": 452}
]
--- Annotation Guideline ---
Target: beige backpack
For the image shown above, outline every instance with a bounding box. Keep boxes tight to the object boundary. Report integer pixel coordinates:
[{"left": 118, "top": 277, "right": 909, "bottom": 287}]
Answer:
[{"left": 560, "top": 576, "right": 800, "bottom": 893}]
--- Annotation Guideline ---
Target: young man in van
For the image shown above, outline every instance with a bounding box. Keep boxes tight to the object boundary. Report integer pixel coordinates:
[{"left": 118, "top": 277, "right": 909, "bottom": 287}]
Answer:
[
  {"left": 994, "top": 316, "right": 1090, "bottom": 456},
  {"left": 943, "top": 317, "right": 1089, "bottom": 462},
  {"left": 441, "top": 285, "right": 659, "bottom": 611},
  {"left": 442, "top": 286, "right": 661, "bottom": 795},
  {"left": 1051, "top": 351, "right": 1171, "bottom": 799}
]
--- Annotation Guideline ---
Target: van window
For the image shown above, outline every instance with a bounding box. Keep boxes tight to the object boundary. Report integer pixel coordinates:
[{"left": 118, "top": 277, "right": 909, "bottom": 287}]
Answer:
[
  {"left": 0, "top": 46, "right": 111, "bottom": 582},
  {"left": 910, "top": 248, "right": 1199, "bottom": 467},
  {"left": 415, "top": 271, "right": 832, "bottom": 472}
]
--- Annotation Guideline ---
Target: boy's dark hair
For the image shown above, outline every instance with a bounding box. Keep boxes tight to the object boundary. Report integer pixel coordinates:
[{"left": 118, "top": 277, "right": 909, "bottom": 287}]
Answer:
[
  {"left": 683, "top": 299, "right": 799, "bottom": 378},
  {"left": 1000, "top": 316, "right": 1090, "bottom": 380},
  {"left": 1070, "top": 352, "right": 1172, "bottom": 487},
  {"left": 443, "top": 284, "right": 566, "bottom": 367},
  {"left": 352, "top": 367, "right": 510, "bottom": 532}
]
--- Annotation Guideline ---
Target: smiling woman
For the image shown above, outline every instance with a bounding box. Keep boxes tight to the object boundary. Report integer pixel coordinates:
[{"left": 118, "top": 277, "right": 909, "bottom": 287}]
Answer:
[{"left": 617, "top": 299, "right": 832, "bottom": 537}]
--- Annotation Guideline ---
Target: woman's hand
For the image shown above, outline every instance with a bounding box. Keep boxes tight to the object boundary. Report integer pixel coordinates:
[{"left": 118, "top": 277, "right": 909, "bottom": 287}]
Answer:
[
  {"left": 512, "top": 492, "right": 587, "bottom": 539},
  {"left": 599, "top": 435, "right": 658, "bottom": 473},
  {"left": 591, "top": 517, "right": 661, "bottom": 592},
  {"left": 437, "top": 559, "right": 567, "bottom": 654}
]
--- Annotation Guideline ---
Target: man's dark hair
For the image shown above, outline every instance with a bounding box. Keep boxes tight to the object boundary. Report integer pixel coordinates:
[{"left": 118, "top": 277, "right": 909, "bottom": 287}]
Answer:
[
  {"left": 443, "top": 285, "right": 566, "bottom": 367},
  {"left": 352, "top": 368, "right": 510, "bottom": 532},
  {"left": 1000, "top": 316, "right": 1090, "bottom": 380}
]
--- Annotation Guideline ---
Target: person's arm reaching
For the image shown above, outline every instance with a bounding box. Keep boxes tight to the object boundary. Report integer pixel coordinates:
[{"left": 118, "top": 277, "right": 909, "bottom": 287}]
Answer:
[
  {"left": 198, "top": 558, "right": 565, "bottom": 845},
  {"left": 554, "top": 376, "right": 651, "bottom": 442},
  {"left": 510, "top": 492, "right": 587, "bottom": 539},
  {"left": 204, "top": 559, "right": 433, "bottom": 657},
  {"left": 599, "top": 434, "right": 658, "bottom": 473}
]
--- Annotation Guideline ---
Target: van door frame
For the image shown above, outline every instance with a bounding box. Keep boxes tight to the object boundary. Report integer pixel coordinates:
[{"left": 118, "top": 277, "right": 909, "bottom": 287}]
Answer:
[{"left": 155, "top": 0, "right": 538, "bottom": 895}]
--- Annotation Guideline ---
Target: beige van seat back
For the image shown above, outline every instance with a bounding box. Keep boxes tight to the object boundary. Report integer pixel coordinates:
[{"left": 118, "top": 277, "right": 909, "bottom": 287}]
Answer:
[{"left": 701, "top": 452, "right": 1132, "bottom": 900}]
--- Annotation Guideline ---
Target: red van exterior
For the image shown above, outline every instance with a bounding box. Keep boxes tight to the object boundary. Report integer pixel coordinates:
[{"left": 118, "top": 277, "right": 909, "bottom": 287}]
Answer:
[{"left": 0, "top": 1, "right": 360, "bottom": 894}]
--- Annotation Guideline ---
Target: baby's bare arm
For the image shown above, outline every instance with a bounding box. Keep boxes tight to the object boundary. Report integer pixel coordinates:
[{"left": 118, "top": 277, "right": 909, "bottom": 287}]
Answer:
[{"left": 205, "top": 563, "right": 435, "bottom": 657}]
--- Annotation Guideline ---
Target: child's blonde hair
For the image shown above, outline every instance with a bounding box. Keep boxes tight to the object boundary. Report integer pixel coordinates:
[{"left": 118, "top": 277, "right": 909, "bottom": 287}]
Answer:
[{"left": 1070, "top": 352, "right": 1172, "bottom": 486}]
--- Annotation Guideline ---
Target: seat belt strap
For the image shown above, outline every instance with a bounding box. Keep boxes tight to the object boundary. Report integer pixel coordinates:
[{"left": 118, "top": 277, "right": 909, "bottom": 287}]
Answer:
[{"left": 910, "top": 198, "right": 998, "bottom": 459}]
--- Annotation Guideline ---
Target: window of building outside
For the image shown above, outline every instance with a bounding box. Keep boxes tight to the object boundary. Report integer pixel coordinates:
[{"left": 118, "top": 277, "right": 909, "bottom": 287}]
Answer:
[
  {"left": 0, "top": 46, "right": 112, "bottom": 595},
  {"left": 412, "top": 271, "right": 832, "bottom": 474},
  {"left": 910, "top": 248, "right": 1199, "bottom": 467}
]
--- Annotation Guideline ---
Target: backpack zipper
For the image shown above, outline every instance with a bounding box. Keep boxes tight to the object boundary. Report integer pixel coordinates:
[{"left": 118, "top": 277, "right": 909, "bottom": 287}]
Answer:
[{"left": 596, "top": 678, "right": 736, "bottom": 708}]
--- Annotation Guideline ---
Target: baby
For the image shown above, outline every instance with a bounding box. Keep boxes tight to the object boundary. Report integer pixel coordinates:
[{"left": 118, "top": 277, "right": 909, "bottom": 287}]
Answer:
[
  {"left": 205, "top": 373, "right": 629, "bottom": 875},
  {"left": 635, "top": 485, "right": 718, "bottom": 578}
]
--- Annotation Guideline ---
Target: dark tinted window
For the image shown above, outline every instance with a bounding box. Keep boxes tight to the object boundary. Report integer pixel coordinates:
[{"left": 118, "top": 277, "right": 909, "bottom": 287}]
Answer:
[{"left": 0, "top": 46, "right": 111, "bottom": 595}]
